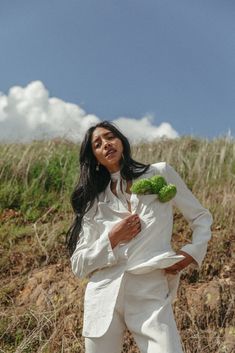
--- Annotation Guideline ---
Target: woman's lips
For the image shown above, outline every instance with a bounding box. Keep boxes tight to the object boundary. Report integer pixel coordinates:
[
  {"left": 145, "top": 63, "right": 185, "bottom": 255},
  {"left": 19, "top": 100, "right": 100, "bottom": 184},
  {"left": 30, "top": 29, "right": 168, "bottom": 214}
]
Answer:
[{"left": 106, "top": 149, "right": 117, "bottom": 158}]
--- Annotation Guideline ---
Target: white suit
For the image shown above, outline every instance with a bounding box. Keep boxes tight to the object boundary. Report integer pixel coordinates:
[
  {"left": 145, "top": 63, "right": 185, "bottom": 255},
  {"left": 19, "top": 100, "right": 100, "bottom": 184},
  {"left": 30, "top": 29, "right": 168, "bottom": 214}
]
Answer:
[{"left": 71, "top": 162, "right": 213, "bottom": 345}]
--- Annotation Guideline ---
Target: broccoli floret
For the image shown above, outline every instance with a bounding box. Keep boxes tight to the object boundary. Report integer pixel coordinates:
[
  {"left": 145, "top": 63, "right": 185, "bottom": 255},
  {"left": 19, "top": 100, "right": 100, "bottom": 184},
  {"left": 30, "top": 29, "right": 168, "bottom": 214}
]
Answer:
[
  {"left": 158, "top": 184, "right": 177, "bottom": 202},
  {"left": 130, "top": 178, "right": 153, "bottom": 194},
  {"left": 150, "top": 175, "right": 167, "bottom": 193},
  {"left": 131, "top": 174, "right": 177, "bottom": 203}
]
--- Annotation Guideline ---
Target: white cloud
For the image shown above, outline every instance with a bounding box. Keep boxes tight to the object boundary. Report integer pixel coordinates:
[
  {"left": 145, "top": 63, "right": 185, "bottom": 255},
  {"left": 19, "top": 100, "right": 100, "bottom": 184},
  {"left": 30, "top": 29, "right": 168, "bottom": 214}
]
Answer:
[
  {"left": 0, "top": 81, "right": 179, "bottom": 142},
  {"left": 114, "top": 116, "right": 179, "bottom": 142}
]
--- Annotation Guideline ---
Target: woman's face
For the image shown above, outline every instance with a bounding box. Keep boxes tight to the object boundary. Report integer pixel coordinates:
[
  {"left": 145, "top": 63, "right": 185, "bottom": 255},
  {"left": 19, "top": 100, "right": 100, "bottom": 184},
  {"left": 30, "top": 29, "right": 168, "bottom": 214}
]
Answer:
[{"left": 91, "top": 127, "right": 124, "bottom": 173}]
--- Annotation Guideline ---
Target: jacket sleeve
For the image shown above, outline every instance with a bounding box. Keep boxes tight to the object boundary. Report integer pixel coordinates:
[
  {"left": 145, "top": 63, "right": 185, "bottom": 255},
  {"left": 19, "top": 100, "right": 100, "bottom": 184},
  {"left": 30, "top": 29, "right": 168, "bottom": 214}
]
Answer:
[
  {"left": 70, "top": 214, "right": 118, "bottom": 279},
  {"left": 164, "top": 163, "right": 213, "bottom": 266}
]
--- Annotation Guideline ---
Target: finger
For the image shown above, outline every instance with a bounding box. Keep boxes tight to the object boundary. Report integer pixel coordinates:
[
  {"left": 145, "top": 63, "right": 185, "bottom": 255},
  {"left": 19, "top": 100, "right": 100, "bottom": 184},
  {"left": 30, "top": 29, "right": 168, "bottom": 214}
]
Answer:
[
  {"left": 129, "top": 213, "right": 138, "bottom": 218},
  {"left": 165, "top": 265, "right": 181, "bottom": 272},
  {"left": 126, "top": 218, "right": 135, "bottom": 226},
  {"left": 127, "top": 218, "right": 140, "bottom": 228},
  {"left": 170, "top": 266, "right": 179, "bottom": 271},
  {"left": 133, "top": 225, "right": 142, "bottom": 236},
  {"left": 132, "top": 219, "right": 140, "bottom": 227},
  {"left": 130, "top": 223, "right": 140, "bottom": 232},
  {"left": 131, "top": 214, "right": 140, "bottom": 221},
  {"left": 136, "top": 222, "right": 141, "bottom": 230},
  {"left": 127, "top": 222, "right": 137, "bottom": 229},
  {"left": 130, "top": 224, "right": 141, "bottom": 233},
  {"left": 165, "top": 264, "right": 180, "bottom": 270},
  {"left": 125, "top": 215, "right": 134, "bottom": 223},
  {"left": 165, "top": 269, "right": 180, "bottom": 275}
]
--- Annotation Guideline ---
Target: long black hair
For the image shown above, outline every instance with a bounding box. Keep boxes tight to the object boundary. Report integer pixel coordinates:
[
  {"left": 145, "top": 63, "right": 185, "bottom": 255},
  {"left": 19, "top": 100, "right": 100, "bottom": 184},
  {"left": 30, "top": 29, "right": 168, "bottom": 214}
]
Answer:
[{"left": 66, "top": 120, "right": 150, "bottom": 256}]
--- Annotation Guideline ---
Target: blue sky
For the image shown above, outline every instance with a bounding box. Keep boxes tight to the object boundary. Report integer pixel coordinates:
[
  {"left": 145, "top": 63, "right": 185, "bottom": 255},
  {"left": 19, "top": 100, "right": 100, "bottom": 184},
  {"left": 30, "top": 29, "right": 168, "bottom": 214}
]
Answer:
[{"left": 0, "top": 0, "right": 235, "bottom": 140}]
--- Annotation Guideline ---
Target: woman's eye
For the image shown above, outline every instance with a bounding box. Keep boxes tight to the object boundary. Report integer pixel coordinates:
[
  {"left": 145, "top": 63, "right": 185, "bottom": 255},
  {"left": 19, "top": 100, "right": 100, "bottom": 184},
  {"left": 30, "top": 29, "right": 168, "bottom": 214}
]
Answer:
[{"left": 94, "top": 141, "right": 101, "bottom": 148}]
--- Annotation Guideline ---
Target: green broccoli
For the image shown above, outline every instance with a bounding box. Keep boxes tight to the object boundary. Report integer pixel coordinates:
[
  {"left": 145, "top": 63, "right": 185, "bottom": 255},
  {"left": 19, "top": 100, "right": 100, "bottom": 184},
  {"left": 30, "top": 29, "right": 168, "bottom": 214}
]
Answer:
[
  {"left": 130, "top": 178, "right": 152, "bottom": 194},
  {"left": 131, "top": 174, "right": 177, "bottom": 203},
  {"left": 158, "top": 184, "right": 177, "bottom": 202},
  {"left": 150, "top": 175, "right": 167, "bottom": 193}
]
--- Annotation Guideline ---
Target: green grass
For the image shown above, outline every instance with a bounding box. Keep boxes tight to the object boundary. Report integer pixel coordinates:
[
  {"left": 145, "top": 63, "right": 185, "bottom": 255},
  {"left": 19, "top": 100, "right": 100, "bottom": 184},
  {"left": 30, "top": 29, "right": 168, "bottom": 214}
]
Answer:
[{"left": 1, "top": 137, "right": 235, "bottom": 221}]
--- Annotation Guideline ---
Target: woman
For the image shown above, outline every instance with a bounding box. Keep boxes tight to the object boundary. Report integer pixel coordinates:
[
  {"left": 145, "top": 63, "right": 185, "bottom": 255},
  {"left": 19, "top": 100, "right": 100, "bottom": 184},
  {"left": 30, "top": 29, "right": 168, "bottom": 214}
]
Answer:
[{"left": 67, "top": 121, "right": 213, "bottom": 353}]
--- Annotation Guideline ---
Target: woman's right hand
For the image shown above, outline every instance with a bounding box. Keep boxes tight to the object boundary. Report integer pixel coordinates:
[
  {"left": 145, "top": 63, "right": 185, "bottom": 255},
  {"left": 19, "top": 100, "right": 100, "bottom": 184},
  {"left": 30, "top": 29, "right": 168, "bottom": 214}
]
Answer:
[{"left": 109, "top": 214, "right": 141, "bottom": 249}]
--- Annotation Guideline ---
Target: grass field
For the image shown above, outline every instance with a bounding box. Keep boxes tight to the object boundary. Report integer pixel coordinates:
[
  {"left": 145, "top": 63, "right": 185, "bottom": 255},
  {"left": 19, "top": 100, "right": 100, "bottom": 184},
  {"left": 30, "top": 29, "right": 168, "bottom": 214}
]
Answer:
[{"left": 0, "top": 137, "right": 234, "bottom": 353}]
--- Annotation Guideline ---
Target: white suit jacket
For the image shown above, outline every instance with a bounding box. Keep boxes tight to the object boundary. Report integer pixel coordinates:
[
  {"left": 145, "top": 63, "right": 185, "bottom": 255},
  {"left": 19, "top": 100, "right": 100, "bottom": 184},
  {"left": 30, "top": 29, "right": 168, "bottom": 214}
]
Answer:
[{"left": 71, "top": 162, "right": 213, "bottom": 337}]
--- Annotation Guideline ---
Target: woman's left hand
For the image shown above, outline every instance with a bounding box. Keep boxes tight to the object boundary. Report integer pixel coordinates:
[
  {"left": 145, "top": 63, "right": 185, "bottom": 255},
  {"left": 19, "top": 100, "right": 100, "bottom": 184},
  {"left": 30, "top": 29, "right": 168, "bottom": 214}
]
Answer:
[{"left": 164, "top": 250, "right": 197, "bottom": 275}]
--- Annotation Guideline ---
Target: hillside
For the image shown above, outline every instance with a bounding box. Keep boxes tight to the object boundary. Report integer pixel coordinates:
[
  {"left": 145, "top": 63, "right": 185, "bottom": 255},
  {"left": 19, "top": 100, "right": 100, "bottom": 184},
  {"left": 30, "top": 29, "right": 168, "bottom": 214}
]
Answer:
[{"left": 0, "top": 137, "right": 234, "bottom": 353}]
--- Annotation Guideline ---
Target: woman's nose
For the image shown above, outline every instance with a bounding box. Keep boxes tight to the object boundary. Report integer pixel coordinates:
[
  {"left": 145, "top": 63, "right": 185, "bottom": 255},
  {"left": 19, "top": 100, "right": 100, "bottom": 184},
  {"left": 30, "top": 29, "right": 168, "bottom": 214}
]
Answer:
[{"left": 104, "top": 140, "right": 111, "bottom": 149}]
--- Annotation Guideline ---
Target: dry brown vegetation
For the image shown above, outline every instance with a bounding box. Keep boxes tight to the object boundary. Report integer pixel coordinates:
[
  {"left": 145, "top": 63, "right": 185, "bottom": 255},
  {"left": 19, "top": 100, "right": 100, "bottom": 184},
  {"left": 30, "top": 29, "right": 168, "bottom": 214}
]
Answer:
[{"left": 0, "top": 137, "right": 234, "bottom": 353}]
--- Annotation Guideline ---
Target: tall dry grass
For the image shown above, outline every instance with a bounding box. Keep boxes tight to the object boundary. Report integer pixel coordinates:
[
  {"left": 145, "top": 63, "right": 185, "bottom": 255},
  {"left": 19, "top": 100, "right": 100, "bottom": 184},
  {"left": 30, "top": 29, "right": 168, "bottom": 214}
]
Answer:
[{"left": 0, "top": 136, "right": 234, "bottom": 353}]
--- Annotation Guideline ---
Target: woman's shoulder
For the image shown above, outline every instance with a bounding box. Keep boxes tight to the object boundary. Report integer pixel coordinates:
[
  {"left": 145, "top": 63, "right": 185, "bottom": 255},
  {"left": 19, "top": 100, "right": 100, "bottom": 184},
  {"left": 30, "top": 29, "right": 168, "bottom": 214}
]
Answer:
[
  {"left": 134, "top": 162, "right": 178, "bottom": 183},
  {"left": 134, "top": 162, "right": 168, "bottom": 181},
  {"left": 144, "top": 161, "right": 169, "bottom": 177}
]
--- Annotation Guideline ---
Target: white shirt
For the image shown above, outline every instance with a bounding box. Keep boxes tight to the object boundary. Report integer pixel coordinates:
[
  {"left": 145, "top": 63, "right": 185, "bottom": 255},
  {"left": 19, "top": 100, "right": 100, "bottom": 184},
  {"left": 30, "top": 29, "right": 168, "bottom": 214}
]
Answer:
[{"left": 71, "top": 162, "right": 213, "bottom": 278}]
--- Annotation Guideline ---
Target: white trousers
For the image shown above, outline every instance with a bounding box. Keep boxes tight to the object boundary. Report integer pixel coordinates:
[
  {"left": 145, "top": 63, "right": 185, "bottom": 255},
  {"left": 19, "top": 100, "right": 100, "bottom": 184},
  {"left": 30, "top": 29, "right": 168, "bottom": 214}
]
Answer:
[{"left": 85, "top": 270, "right": 183, "bottom": 353}]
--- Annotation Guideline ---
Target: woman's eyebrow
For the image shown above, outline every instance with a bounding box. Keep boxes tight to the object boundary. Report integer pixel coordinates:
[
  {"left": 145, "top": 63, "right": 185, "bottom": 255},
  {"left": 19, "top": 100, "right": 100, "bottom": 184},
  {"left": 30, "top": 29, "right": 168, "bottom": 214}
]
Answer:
[{"left": 92, "top": 132, "right": 113, "bottom": 143}]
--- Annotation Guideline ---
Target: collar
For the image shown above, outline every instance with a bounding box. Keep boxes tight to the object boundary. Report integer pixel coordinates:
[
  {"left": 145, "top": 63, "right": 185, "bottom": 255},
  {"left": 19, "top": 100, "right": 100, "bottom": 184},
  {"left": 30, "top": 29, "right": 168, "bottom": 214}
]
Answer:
[{"left": 110, "top": 170, "right": 121, "bottom": 182}]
